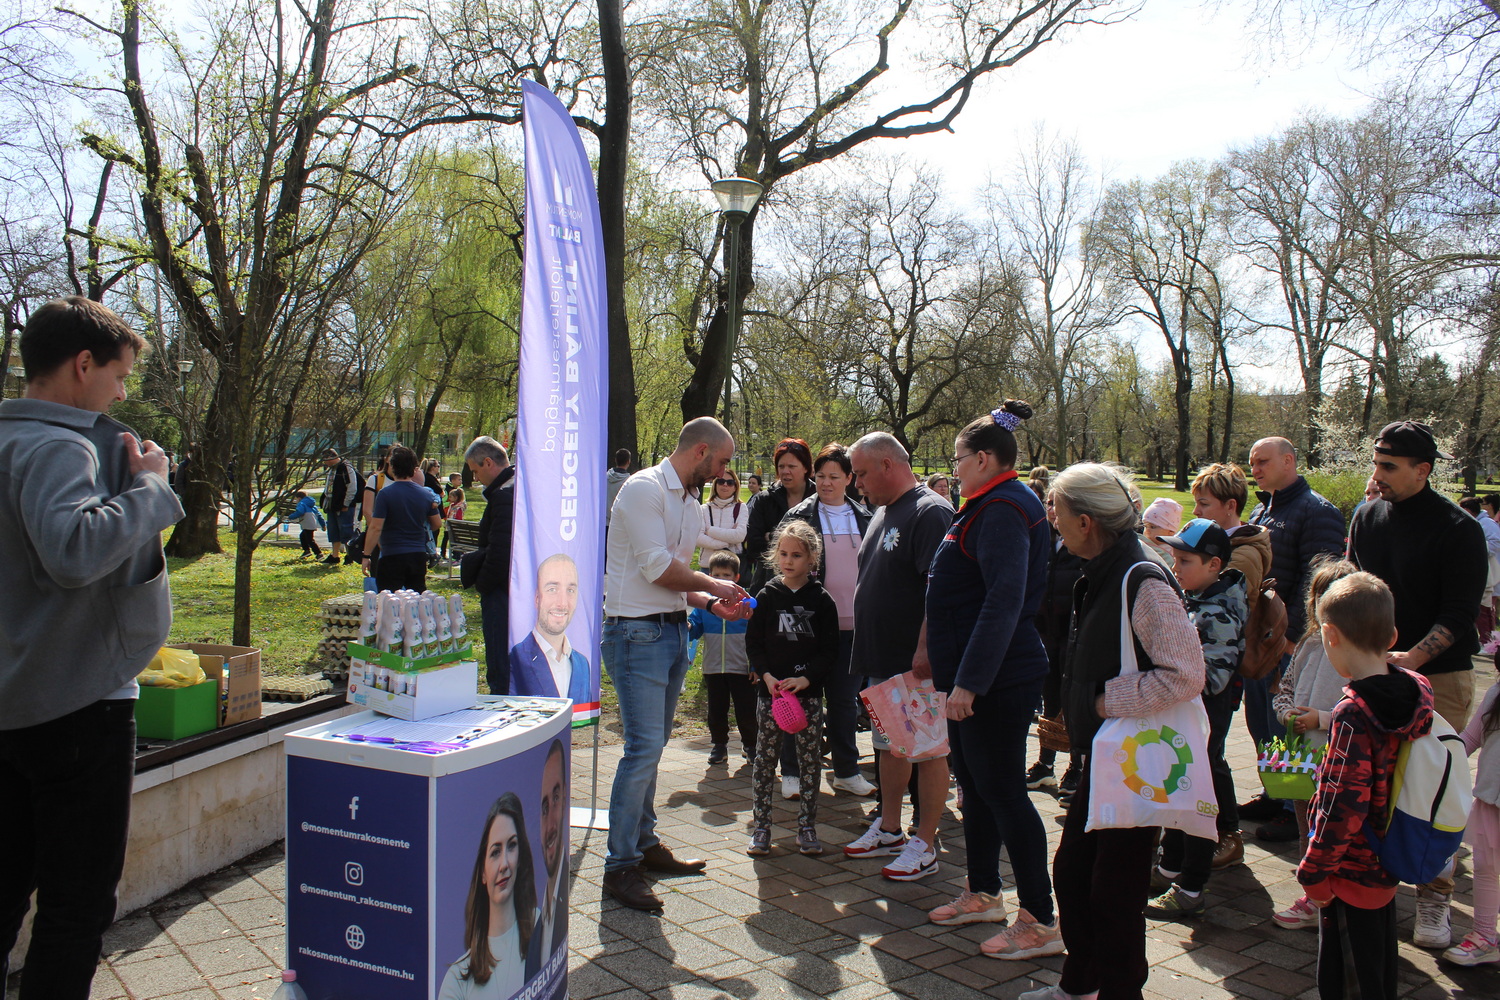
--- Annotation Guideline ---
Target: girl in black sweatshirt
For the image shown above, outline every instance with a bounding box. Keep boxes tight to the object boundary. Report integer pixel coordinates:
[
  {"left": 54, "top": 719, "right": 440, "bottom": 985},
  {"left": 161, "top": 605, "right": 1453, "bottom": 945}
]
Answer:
[{"left": 745, "top": 519, "right": 840, "bottom": 857}]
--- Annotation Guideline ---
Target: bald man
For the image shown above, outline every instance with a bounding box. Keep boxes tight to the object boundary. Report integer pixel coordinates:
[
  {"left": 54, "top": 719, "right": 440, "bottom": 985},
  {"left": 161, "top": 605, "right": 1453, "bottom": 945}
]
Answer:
[
  {"left": 600, "top": 417, "right": 752, "bottom": 911},
  {"left": 1240, "top": 437, "right": 1345, "bottom": 839},
  {"left": 509, "top": 553, "right": 592, "bottom": 704}
]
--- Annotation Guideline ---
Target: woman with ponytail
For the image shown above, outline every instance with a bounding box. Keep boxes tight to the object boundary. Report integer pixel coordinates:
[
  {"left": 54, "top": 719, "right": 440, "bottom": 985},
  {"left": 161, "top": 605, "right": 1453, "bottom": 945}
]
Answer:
[{"left": 922, "top": 400, "right": 1063, "bottom": 960}]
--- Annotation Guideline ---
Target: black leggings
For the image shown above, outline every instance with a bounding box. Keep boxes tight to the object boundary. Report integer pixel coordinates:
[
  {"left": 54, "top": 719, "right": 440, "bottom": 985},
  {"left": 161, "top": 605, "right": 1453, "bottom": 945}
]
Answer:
[{"left": 1318, "top": 897, "right": 1396, "bottom": 1000}]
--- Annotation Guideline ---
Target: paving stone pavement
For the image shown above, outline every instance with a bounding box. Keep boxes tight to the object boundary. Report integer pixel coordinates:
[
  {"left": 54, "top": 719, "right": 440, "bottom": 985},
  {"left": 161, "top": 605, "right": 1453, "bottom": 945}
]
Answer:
[{"left": 8, "top": 672, "right": 1499, "bottom": 1000}]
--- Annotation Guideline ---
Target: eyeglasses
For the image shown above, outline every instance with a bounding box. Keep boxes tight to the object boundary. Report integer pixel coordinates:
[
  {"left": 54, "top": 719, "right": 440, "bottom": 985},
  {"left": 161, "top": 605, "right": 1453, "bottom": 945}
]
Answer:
[
  {"left": 950, "top": 452, "right": 975, "bottom": 467},
  {"left": 714, "top": 478, "right": 736, "bottom": 486}
]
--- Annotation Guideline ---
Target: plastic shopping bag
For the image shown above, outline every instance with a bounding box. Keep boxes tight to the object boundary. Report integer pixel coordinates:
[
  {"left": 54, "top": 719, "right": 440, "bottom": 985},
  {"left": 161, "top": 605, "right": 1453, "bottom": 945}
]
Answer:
[
  {"left": 1085, "top": 563, "right": 1218, "bottom": 840},
  {"left": 137, "top": 646, "right": 206, "bottom": 688},
  {"left": 859, "top": 672, "right": 948, "bottom": 762}
]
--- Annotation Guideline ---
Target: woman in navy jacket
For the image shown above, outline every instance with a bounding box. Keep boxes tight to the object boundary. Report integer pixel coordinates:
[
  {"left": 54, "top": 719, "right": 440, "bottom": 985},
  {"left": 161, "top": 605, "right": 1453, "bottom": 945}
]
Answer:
[{"left": 923, "top": 400, "right": 1061, "bottom": 960}]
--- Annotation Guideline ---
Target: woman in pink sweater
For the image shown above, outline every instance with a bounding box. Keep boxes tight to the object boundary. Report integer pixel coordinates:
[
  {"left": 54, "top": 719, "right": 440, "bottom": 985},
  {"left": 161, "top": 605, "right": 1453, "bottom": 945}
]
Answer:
[{"left": 1020, "top": 463, "right": 1206, "bottom": 1000}]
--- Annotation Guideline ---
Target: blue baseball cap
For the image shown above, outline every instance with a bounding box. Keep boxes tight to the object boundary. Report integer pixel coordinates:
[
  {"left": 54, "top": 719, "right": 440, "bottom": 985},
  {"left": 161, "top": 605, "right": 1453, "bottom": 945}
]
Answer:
[{"left": 1162, "top": 518, "right": 1231, "bottom": 562}]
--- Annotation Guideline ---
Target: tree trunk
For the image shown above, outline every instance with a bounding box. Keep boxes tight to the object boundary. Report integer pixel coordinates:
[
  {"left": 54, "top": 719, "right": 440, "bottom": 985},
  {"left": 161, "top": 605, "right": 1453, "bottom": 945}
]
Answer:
[
  {"left": 597, "top": 0, "right": 637, "bottom": 461},
  {"left": 1218, "top": 338, "right": 1235, "bottom": 465},
  {"left": 164, "top": 390, "right": 231, "bottom": 557},
  {"left": 1174, "top": 367, "right": 1192, "bottom": 492}
]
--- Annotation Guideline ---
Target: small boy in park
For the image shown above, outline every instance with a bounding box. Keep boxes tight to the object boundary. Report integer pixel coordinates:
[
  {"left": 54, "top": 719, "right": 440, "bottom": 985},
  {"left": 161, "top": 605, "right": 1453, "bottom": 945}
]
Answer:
[
  {"left": 289, "top": 490, "right": 325, "bottom": 559},
  {"left": 1145, "top": 518, "right": 1247, "bottom": 917},
  {"left": 745, "top": 520, "right": 838, "bottom": 857},
  {"left": 688, "top": 550, "right": 756, "bottom": 767},
  {"left": 1299, "top": 572, "right": 1434, "bottom": 1000}
]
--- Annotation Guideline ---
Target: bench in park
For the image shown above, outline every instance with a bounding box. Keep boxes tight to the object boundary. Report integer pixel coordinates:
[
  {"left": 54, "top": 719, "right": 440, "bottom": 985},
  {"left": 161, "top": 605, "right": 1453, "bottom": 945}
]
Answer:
[{"left": 446, "top": 518, "right": 482, "bottom": 579}]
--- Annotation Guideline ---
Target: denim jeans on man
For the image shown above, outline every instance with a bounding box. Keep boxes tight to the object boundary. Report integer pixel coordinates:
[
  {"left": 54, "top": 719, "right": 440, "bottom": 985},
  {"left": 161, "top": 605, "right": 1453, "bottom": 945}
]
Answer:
[
  {"left": 481, "top": 588, "right": 511, "bottom": 696},
  {"left": 0, "top": 699, "right": 136, "bottom": 999},
  {"left": 1244, "top": 652, "right": 1291, "bottom": 812},
  {"left": 603, "top": 618, "right": 689, "bottom": 871}
]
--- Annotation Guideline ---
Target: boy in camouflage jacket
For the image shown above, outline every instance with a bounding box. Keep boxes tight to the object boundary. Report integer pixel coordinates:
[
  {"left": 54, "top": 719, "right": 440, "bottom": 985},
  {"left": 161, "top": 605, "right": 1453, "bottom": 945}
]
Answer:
[{"left": 1148, "top": 519, "right": 1249, "bottom": 916}]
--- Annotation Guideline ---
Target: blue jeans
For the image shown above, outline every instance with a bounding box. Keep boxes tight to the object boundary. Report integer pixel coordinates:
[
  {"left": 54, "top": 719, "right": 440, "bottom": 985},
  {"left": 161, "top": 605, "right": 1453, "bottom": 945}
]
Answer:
[
  {"left": 326, "top": 507, "right": 355, "bottom": 544},
  {"left": 780, "top": 630, "right": 861, "bottom": 779},
  {"left": 0, "top": 699, "right": 136, "bottom": 1000},
  {"left": 603, "top": 618, "right": 689, "bottom": 872},
  {"left": 949, "top": 680, "right": 1053, "bottom": 923}
]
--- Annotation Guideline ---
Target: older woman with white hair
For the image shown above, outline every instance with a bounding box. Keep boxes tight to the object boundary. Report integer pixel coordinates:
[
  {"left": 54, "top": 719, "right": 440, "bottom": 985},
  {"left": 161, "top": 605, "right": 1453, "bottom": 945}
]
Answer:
[{"left": 1018, "top": 463, "right": 1205, "bottom": 1000}]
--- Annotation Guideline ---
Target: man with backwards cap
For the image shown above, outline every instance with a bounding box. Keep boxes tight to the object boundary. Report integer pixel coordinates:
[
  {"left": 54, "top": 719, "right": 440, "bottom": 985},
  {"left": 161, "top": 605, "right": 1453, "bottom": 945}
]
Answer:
[{"left": 1348, "top": 418, "right": 1488, "bottom": 951}]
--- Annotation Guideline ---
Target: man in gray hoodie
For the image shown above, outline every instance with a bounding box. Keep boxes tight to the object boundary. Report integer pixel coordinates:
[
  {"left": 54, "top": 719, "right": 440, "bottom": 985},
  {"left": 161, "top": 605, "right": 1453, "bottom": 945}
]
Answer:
[{"left": 0, "top": 297, "right": 184, "bottom": 999}]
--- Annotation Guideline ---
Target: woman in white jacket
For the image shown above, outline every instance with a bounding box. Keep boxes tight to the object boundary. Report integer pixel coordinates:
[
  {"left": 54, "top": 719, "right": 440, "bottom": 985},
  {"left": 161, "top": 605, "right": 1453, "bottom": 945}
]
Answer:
[{"left": 699, "top": 470, "right": 747, "bottom": 557}]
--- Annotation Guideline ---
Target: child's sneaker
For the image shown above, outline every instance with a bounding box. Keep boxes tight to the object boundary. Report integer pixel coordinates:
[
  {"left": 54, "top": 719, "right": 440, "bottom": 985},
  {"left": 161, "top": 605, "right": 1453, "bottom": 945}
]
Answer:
[
  {"left": 747, "top": 828, "right": 772, "bottom": 857},
  {"left": 928, "top": 889, "right": 1007, "bottom": 926},
  {"left": 881, "top": 836, "right": 938, "bottom": 881},
  {"left": 1149, "top": 866, "right": 1177, "bottom": 893},
  {"left": 1272, "top": 895, "right": 1319, "bottom": 930},
  {"left": 797, "top": 826, "right": 823, "bottom": 856},
  {"left": 1144, "top": 885, "right": 1205, "bottom": 918},
  {"left": 843, "top": 817, "right": 906, "bottom": 858},
  {"left": 1413, "top": 889, "right": 1453, "bottom": 948},
  {"left": 1443, "top": 931, "right": 1500, "bottom": 966},
  {"left": 980, "top": 907, "right": 1066, "bottom": 959}
]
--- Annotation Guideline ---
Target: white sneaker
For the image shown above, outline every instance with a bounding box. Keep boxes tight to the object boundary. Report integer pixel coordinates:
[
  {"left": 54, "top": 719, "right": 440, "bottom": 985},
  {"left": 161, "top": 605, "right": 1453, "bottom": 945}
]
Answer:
[
  {"left": 842, "top": 816, "right": 906, "bottom": 858},
  {"left": 781, "top": 776, "right": 800, "bottom": 800},
  {"left": 1413, "top": 890, "right": 1452, "bottom": 949},
  {"left": 881, "top": 835, "right": 938, "bottom": 881},
  {"left": 830, "top": 772, "right": 876, "bottom": 796},
  {"left": 1017, "top": 988, "right": 1097, "bottom": 1000}
]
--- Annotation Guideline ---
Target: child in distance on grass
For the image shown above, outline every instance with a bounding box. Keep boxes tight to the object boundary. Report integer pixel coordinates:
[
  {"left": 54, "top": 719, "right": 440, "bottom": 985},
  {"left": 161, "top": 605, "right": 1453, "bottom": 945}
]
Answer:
[
  {"left": 1146, "top": 518, "right": 1247, "bottom": 918},
  {"left": 1299, "top": 572, "right": 1433, "bottom": 1000},
  {"left": 744, "top": 519, "right": 838, "bottom": 857},
  {"left": 689, "top": 550, "right": 755, "bottom": 767},
  {"left": 290, "top": 490, "right": 325, "bottom": 558}
]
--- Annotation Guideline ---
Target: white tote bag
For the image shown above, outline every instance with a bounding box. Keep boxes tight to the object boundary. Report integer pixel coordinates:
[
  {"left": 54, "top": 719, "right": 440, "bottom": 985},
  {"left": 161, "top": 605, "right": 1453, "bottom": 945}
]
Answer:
[{"left": 1085, "top": 562, "right": 1219, "bottom": 840}]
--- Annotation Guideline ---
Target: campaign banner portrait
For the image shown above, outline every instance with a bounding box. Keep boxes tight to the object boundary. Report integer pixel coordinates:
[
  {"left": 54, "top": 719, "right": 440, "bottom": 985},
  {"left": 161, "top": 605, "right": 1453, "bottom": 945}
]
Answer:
[{"left": 508, "top": 79, "right": 608, "bottom": 727}]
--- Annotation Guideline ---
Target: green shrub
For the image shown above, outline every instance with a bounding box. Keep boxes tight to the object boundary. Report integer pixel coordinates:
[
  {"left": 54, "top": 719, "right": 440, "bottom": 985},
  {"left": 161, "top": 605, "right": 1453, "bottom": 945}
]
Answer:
[{"left": 1303, "top": 470, "right": 1367, "bottom": 521}]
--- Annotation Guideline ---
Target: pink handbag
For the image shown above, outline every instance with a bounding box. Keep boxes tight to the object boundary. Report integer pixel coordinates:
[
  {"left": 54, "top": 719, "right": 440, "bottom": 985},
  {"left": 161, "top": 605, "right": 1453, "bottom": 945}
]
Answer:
[{"left": 771, "top": 688, "right": 808, "bottom": 733}]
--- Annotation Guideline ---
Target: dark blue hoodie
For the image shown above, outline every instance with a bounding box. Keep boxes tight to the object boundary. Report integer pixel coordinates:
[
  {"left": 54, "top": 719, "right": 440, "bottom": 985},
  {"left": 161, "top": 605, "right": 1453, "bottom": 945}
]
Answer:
[{"left": 923, "top": 472, "right": 1050, "bottom": 696}]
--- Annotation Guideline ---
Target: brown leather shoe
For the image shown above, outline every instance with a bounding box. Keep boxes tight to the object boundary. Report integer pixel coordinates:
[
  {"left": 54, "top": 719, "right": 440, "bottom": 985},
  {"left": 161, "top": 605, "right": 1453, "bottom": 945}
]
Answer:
[
  {"left": 602, "top": 867, "right": 662, "bottom": 910},
  {"left": 1210, "top": 830, "right": 1244, "bottom": 870},
  {"left": 641, "top": 843, "right": 707, "bottom": 876}
]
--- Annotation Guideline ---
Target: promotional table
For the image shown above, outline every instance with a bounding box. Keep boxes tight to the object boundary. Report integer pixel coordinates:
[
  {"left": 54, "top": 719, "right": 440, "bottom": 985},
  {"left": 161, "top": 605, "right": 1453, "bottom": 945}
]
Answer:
[{"left": 284, "top": 698, "right": 571, "bottom": 1000}]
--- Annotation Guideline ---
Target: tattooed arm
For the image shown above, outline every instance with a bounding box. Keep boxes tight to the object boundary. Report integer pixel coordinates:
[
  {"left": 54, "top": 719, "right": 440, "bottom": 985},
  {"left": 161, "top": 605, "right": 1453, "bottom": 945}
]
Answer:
[{"left": 1387, "top": 624, "right": 1454, "bottom": 672}]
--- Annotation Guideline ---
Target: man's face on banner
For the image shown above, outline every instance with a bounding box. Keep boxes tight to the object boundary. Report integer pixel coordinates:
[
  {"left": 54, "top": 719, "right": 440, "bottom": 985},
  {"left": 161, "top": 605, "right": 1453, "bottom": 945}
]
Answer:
[
  {"left": 535, "top": 556, "right": 579, "bottom": 638},
  {"left": 539, "top": 748, "right": 566, "bottom": 879}
]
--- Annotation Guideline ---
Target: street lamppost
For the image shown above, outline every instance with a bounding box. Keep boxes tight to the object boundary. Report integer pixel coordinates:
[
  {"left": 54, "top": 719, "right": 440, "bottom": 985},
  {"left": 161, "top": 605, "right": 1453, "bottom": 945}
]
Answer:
[{"left": 711, "top": 176, "right": 764, "bottom": 425}]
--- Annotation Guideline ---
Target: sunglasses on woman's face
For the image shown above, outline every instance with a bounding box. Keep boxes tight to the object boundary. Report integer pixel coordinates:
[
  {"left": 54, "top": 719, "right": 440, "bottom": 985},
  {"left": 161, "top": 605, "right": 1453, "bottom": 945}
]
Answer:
[{"left": 715, "top": 479, "right": 736, "bottom": 486}]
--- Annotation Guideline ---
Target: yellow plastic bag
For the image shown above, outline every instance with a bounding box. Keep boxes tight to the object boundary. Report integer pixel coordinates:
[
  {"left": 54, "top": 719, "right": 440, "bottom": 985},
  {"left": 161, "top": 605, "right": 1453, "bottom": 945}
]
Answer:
[{"left": 138, "top": 647, "right": 206, "bottom": 688}]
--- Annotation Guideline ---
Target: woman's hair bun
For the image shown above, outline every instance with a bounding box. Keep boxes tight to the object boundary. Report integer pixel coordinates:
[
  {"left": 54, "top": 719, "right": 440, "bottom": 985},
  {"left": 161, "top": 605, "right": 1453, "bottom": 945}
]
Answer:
[{"left": 1002, "top": 399, "right": 1033, "bottom": 421}]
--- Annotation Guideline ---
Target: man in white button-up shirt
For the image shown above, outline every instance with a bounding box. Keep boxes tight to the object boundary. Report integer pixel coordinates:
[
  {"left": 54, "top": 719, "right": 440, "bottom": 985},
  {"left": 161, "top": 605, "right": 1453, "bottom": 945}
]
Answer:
[{"left": 600, "top": 417, "right": 751, "bottom": 911}]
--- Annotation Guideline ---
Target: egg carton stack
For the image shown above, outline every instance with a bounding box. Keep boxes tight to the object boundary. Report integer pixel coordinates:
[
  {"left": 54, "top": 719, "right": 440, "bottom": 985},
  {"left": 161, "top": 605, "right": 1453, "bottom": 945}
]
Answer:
[
  {"left": 315, "top": 593, "right": 366, "bottom": 680},
  {"left": 261, "top": 675, "right": 334, "bottom": 702}
]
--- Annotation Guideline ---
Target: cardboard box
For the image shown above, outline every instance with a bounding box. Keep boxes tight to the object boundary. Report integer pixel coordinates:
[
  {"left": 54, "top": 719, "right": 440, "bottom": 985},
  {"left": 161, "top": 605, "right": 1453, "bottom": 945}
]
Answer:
[
  {"left": 135, "top": 678, "right": 219, "bottom": 740},
  {"left": 169, "top": 643, "right": 263, "bottom": 726},
  {"left": 346, "top": 642, "right": 477, "bottom": 721}
]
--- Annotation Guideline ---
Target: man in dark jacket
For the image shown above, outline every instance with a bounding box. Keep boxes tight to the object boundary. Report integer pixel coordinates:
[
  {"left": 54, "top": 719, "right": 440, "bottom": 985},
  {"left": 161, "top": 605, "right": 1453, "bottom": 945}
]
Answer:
[
  {"left": 320, "top": 447, "right": 360, "bottom": 565},
  {"left": 1348, "top": 419, "right": 1486, "bottom": 950},
  {"left": 463, "top": 436, "right": 516, "bottom": 695},
  {"left": 1242, "top": 436, "right": 1345, "bottom": 838}
]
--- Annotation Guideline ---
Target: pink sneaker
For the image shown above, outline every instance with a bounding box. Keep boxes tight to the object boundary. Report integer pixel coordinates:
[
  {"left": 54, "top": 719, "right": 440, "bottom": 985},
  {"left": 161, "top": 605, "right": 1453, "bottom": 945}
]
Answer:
[
  {"left": 1273, "top": 895, "right": 1318, "bottom": 930},
  {"left": 980, "top": 907, "right": 1065, "bottom": 959},
  {"left": 928, "top": 889, "right": 1006, "bottom": 926}
]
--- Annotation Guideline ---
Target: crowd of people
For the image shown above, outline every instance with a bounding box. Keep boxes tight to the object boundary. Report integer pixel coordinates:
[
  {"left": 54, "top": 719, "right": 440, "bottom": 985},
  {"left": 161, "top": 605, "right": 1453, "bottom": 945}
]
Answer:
[
  {"left": 600, "top": 408, "right": 1500, "bottom": 1000},
  {"left": 6, "top": 297, "right": 1500, "bottom": 1000}
]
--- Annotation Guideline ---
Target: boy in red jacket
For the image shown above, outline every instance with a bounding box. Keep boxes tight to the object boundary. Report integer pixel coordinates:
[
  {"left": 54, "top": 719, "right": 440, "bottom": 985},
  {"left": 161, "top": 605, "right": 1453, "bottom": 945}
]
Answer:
[{"left": 1299, "top": 571, "right": 1435, "bottom": 999}]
